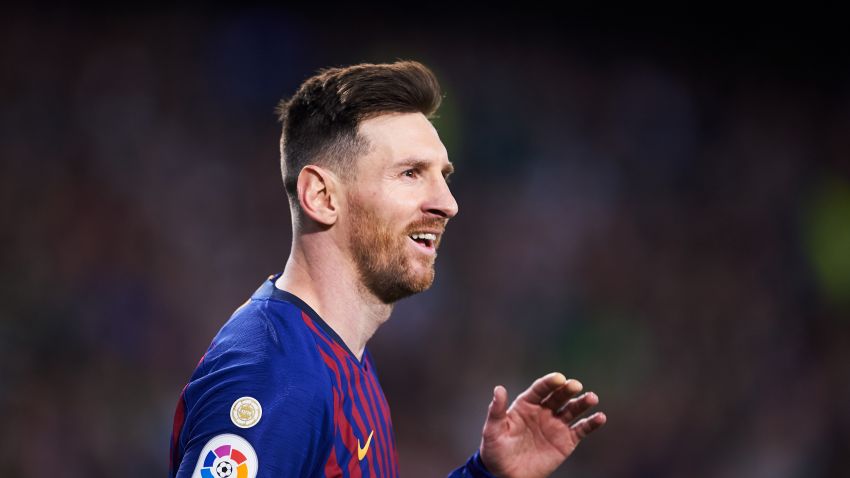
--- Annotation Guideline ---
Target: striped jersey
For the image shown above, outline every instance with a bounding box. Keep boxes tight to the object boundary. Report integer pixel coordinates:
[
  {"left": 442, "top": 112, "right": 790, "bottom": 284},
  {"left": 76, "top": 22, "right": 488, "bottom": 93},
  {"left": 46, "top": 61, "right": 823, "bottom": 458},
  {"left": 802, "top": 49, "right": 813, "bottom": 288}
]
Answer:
[{"left": 169, "top": 272, "right": 495, "bottom": 478}]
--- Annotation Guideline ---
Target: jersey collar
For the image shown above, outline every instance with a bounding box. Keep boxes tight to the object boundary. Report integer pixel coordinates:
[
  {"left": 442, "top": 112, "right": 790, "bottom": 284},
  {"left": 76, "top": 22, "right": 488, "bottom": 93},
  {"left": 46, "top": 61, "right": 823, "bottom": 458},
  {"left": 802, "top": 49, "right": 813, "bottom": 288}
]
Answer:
[{"left": 253, "top": 272, "right": 367, "bottom": 366}]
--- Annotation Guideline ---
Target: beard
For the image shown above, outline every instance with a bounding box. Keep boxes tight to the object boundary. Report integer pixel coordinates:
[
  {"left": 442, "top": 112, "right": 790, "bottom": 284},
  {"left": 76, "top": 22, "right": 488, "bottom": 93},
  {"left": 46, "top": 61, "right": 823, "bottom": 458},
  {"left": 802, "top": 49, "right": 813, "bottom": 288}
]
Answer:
[{"left": 347, "top": 195, "right": 441, "bottom": 304}]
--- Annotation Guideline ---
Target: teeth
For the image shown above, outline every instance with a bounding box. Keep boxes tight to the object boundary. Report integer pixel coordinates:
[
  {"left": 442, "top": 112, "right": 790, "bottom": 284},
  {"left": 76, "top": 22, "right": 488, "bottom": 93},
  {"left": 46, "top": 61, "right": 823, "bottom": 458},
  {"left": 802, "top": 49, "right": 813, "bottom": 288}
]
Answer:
[{"left": 409, "top": 233, "right": 437, "bottom": 241}]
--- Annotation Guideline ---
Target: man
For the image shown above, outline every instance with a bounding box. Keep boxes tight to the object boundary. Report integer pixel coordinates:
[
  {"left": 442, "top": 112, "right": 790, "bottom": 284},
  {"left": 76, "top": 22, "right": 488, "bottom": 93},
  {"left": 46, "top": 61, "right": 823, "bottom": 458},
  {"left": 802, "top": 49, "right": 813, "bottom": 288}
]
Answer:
[{"left": 169, "top": 60, "right": 606, "bottom": 478}]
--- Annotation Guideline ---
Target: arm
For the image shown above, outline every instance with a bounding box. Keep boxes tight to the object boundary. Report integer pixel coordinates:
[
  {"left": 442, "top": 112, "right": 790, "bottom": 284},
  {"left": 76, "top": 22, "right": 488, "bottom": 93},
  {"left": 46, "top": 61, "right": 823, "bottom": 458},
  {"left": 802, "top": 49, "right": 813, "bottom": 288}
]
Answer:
[
  {"left": 449, "top": 373, "right": 606, "bottom": 478},
  {"left": 173, "top": 361, "right": 332, "bottom": 478},
  {"left": 172, "top": 308, "right": 333, "bottom": 478},
  {"left": 446, "top": 450, "right": 499, "bottom": 478}
]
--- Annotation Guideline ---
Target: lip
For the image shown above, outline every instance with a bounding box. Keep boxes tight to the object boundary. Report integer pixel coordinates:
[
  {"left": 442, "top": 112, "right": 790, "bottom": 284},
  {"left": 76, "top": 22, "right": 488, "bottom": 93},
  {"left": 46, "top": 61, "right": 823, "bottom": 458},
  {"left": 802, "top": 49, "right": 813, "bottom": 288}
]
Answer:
[
  {"left": 408, "top": 229, "right": 443, "bottom": 236},
  {"left": 408, "top": 235, "right": 437, "bottom": 255}
]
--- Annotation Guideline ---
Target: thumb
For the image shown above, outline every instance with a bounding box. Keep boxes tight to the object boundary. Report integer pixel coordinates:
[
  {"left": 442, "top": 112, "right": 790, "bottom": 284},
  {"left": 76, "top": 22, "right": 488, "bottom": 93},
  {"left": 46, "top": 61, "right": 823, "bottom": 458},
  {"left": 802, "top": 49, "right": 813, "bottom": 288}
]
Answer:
[{"left": 487, "top": 385, "right": 508, "bottom": 421}]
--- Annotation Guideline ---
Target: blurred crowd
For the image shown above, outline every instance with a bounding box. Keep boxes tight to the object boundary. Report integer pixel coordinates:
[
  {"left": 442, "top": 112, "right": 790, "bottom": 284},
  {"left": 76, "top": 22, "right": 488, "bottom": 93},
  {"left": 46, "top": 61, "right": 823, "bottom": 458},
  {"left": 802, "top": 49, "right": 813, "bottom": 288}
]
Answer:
[{"left": 2, "top": 10, "right": 848, "bottom": 478}]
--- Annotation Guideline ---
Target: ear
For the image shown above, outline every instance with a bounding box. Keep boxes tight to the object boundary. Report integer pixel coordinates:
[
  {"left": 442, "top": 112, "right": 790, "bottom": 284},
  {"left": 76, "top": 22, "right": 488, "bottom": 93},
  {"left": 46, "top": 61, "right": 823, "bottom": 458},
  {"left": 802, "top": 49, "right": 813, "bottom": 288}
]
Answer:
[{"left": 296, "top": 165, "right": 340, "bottom": 226}]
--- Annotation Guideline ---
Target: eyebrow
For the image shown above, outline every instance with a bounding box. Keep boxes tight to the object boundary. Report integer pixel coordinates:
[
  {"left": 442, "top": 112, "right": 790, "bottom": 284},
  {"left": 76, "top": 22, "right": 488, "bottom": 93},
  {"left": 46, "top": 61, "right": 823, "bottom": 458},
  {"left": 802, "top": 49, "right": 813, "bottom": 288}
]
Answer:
[{"left": 397, "top": 158, "right": 455, "bottom": 177}]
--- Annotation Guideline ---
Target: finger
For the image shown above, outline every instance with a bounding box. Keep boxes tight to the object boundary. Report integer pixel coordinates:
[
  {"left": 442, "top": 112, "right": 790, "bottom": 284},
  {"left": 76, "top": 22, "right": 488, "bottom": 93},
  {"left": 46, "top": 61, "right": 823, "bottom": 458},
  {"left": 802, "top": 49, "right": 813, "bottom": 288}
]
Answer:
[
  {"left": 518, "top": 372, "right": 572, "bottom": 404},
  {"left": 487, "top": 385, "right": 508, "bottom": 421},
  {"left": 557, "top": 391, "right": 599, "bottom": 422},
  {"left": 570, "top": 412, "right": 607, "bottom": 440},
  {"left": 541, "top": 380, "right": 584, "bottom": 412}
]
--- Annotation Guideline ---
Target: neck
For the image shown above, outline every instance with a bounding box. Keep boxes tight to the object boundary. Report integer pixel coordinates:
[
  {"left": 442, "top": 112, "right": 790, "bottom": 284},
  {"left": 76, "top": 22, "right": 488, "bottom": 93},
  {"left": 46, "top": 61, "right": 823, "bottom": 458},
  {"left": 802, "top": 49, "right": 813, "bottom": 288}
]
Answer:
[{"left": 275, "top": 234, "right": 393, "bottom": 361}]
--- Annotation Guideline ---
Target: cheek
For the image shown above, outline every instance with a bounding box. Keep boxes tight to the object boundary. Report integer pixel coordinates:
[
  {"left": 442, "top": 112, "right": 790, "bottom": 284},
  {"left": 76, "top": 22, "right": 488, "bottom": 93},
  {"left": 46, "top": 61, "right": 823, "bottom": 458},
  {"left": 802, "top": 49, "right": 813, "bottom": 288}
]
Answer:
[
  {"left": 373, "top": 204, "right": 414, "bottom": 228},
  {"left": 350, "top": 189, "right": 418, "bottom": 231}
]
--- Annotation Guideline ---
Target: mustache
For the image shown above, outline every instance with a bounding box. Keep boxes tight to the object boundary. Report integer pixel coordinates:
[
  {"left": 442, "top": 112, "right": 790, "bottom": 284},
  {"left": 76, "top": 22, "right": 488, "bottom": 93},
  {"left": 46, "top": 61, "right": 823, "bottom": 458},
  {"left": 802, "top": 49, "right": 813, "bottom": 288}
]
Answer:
[{"left": 405, "top": 218, "right": 448, "bottom": 234}]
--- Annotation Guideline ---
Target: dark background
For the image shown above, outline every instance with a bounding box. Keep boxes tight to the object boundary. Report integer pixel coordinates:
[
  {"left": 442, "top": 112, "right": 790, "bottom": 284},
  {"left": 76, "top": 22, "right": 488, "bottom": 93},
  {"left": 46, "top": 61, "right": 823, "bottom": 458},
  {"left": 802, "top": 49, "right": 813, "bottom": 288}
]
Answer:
[{"left": 2, "top": 8, "right": 849, "bottom": 477}]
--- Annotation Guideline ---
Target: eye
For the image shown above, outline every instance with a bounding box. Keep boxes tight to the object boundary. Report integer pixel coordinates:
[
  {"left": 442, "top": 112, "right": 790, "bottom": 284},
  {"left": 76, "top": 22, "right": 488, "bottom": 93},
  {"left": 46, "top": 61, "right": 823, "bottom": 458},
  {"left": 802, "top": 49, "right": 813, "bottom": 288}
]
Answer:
[{"left": 402, "top": 168, "right": 419, "bottom": 178}]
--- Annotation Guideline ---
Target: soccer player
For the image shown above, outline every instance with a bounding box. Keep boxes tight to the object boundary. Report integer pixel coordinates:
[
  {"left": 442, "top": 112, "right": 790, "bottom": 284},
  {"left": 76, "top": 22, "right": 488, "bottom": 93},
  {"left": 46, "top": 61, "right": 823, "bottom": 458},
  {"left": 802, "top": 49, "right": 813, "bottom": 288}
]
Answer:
[{"left": 169, "top": 60, "right": 606, "bottom": 478}]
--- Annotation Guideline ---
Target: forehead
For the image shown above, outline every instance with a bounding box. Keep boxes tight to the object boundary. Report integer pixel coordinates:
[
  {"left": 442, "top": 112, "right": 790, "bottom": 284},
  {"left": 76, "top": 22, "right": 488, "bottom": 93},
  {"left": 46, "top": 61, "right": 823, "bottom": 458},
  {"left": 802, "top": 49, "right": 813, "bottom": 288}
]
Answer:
[{"left": 356, "top": 112, "right": 449, "bottom": 170}]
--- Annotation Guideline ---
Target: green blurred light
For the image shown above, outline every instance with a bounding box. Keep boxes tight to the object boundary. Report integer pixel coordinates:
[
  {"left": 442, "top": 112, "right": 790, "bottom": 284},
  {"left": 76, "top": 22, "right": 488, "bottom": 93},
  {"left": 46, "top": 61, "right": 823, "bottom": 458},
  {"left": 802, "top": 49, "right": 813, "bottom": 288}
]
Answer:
[{"left": 803, "top": 175, "right": 850, "bottom": 308}]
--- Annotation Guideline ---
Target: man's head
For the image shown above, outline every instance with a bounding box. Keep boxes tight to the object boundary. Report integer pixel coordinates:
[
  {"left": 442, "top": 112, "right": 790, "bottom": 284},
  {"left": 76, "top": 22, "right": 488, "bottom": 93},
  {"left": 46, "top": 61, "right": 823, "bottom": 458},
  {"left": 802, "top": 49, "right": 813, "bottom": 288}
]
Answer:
[
  {"left": 276, "top": 61, "right": 458, "bottom": 303},
  {"left": 276, "top": 61, "right": 442, "bottom": 225}
]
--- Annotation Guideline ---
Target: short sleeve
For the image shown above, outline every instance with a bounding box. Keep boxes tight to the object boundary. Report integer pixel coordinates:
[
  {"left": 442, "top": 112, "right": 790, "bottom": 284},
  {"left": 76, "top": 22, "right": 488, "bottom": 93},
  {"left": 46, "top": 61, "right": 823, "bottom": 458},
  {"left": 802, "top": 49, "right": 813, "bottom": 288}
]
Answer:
[{"left": 173, "top": 306, "right": 333, "bottom": 478}]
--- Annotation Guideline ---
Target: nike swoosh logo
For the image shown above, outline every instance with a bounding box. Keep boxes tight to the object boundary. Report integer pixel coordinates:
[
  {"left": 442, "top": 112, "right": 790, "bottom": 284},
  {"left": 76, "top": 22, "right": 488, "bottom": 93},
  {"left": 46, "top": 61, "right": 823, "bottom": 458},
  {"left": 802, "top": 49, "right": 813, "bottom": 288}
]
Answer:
[{"left": 357, "top": 430, "right": 374, "bottom": 461}]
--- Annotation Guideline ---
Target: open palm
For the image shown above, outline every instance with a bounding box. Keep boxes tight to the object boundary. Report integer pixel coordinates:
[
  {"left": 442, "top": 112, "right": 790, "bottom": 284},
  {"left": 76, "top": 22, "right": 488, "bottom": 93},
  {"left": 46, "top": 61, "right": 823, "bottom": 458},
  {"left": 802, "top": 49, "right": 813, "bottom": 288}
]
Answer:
[{"left": 478, "top": 373, "right": 606, "bottom": 478}]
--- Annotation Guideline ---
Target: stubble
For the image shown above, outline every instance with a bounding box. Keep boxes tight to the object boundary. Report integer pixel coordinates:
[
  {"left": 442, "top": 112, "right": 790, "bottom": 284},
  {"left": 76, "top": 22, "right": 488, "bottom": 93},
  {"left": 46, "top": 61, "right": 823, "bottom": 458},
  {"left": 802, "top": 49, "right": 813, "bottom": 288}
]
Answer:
[{"left": 347, "top": 196, "right": 437, "bottom": 304}]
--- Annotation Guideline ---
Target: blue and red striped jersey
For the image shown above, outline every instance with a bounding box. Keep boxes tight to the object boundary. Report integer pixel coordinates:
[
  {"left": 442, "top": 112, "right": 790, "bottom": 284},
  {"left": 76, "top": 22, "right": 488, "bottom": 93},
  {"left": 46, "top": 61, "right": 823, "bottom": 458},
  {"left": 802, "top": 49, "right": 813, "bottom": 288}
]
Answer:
[{"left": 169, "top": 272, "right": 495, "bottom": 478}]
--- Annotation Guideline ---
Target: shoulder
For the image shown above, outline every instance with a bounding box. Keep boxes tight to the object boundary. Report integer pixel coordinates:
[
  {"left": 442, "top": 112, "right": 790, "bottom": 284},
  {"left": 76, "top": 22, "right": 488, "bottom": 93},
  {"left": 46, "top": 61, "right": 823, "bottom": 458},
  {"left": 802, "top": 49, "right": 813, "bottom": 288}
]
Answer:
[
  {"left": 188, "top": 297, "right": 331, "bottom": 405},
  {"left": 175, "top": 298, "right": 336, "bottom": 477},
  {"left": 180, "top": 298, "right": 335, "bottom": 437},
  {"left": 203, "top": 297, "right": 321, "bottom": 370}
]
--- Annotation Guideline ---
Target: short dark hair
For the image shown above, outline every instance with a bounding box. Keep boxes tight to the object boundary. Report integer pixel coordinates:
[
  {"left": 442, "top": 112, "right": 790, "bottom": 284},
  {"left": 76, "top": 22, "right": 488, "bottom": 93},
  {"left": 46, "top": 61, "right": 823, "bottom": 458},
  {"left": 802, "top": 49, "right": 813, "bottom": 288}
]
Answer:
[{"left": 275, "top": 60, "right": 443, "bottom": 226}]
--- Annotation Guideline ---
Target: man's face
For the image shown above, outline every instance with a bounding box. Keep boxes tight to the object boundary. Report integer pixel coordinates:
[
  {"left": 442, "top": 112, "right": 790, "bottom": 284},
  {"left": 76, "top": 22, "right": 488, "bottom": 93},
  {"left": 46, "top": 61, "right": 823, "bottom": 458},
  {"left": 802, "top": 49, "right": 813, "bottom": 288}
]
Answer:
[{"left": 344, "top": 112, "right": 458, "bottom": 304}]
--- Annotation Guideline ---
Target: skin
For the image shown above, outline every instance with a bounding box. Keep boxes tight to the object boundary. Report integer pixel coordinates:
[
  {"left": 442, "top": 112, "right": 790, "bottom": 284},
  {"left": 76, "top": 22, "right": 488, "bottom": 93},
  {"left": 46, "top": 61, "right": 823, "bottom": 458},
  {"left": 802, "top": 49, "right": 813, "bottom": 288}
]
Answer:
[{"left": 275, "top": 112, "right": 606, "bottom": 477}]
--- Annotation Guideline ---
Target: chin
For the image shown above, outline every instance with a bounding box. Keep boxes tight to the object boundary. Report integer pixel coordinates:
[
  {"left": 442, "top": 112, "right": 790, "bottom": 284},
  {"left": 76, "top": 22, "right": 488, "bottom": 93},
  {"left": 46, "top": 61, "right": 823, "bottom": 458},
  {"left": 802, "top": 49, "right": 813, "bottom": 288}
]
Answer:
[
  {"left": 410, "top": 262, "right": 436, "bottom": 289},
  {"left": 371, "top": 269, "right": 436, "bottom": 304}
]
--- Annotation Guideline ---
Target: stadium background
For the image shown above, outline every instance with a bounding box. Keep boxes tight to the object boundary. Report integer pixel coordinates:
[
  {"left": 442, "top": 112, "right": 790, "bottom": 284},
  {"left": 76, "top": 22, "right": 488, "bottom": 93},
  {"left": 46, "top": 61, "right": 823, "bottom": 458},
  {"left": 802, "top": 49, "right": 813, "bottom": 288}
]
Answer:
[{"left": 2, "top": 9, "right": 849, "bottom": 477}]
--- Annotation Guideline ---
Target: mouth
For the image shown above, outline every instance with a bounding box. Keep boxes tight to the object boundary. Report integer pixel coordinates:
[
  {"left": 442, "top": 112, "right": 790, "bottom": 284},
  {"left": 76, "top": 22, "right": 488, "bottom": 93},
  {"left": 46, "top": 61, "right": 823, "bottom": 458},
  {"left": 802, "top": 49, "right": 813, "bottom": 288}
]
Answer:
[{"left": 408, "top": 232, "right": 438, "bottom": 255}]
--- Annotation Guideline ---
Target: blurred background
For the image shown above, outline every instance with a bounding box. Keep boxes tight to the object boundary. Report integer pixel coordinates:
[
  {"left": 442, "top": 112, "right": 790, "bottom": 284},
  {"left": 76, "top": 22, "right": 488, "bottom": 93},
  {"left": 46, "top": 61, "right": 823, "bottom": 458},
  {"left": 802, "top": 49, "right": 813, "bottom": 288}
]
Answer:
[{"left": 2, "top": 8, "right": 849, "bottom": 477}]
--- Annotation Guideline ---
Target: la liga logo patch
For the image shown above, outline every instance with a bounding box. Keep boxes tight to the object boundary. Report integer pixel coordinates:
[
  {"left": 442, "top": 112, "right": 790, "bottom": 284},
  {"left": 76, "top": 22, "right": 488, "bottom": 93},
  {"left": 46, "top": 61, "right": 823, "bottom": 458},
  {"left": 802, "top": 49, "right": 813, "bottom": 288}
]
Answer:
[{"left": 192, "top": 434, "right": 257, "bottom": 478}]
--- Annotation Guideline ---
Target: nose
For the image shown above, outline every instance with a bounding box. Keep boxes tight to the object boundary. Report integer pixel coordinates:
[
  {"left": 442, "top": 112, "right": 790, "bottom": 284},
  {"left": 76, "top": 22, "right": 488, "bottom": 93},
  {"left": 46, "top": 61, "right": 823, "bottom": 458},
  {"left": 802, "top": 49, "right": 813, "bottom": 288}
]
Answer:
[{"left": 425, "top": 175, "right": 459, "bottom": 219}]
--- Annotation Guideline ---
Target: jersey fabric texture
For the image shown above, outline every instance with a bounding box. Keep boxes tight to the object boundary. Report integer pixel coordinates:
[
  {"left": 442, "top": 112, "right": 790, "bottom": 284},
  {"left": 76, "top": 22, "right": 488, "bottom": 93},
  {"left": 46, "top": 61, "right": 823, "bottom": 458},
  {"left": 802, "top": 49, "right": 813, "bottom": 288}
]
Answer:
[{"left": 169, "top": 272, "right": 497, "bottom": 478}]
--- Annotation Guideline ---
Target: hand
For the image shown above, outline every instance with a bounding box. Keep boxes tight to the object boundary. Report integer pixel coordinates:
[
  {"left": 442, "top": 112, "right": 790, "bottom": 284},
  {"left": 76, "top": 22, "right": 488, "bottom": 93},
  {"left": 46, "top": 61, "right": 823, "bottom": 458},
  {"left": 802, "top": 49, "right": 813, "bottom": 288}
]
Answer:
[{"left": 478, "top": 372, "right": 606, "bottom": 478}]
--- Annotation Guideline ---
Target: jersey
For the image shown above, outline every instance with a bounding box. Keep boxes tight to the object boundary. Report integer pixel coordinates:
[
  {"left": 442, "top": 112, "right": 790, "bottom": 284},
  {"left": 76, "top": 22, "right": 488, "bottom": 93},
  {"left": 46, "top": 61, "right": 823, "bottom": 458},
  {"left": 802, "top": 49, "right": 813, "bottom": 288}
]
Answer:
[{"left": 169, "top": 272, "right": 497, "bottom": 478}]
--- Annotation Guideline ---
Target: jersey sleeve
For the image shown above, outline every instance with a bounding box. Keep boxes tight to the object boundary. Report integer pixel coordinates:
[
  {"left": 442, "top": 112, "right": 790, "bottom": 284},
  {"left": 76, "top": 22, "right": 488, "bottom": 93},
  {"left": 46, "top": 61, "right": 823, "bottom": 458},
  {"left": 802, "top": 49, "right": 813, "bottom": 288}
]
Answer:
[
  {"left": 446, "top": 450, "right": 499, "bottom": 478},
  {"left": 173, "top": 304, "right": 333, "bottom": 478}
]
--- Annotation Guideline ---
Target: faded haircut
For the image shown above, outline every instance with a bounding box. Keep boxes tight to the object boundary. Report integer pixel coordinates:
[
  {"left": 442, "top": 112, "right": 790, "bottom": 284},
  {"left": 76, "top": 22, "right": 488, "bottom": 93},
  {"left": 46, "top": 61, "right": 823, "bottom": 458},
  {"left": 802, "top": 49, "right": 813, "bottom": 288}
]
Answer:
[{"left": 275, "top": 60, "right": 443, "bottom": 227}]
